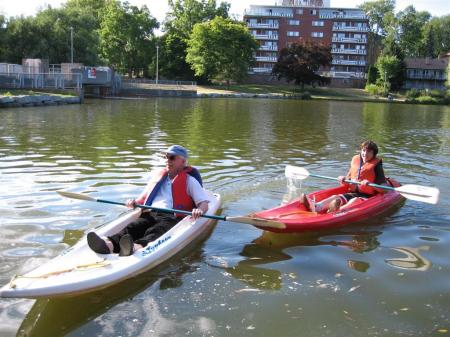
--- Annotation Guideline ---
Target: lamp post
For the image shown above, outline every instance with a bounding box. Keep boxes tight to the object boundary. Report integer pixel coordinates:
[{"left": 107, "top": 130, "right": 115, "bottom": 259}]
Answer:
[
  {"left": 156, "top": 44, "right": 159, "bottom": 84},
  {"left": 70, "top": 26, "right": 74, "bottom": 64}
]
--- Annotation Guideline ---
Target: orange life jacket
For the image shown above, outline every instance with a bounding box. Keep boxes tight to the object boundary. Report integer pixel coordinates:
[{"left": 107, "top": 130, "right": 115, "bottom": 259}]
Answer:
[
  {"left": 139, "top": 167, "right": 202, "bottom": 217},
  {"left": 347, "top": 154, "right": 381, "bottom": 195}
]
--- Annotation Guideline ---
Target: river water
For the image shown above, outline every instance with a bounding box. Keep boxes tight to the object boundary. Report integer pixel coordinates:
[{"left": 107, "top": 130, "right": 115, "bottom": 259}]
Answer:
[{"left": 0, "top": 98, "right": 449, "bottom": 337}]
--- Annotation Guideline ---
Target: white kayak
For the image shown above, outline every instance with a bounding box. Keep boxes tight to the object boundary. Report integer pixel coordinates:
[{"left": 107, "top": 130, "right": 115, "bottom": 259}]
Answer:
[{"left": 0, "top": 191, "right": 221, "bottom": 299}]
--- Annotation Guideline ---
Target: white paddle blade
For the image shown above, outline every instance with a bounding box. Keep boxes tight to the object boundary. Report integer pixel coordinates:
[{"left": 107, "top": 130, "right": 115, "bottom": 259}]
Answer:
[
  {"left": 226, "top": 216, "right": 286, "bottom": 229},
  {"left": 396, "top": 184, "right": 440, "bottom": 204},
  {"left": 57, "top": 191, "right": 97, "bottom": 202},
  {"left": 285, "top": 165, "right": 310, "bottom": 180}
]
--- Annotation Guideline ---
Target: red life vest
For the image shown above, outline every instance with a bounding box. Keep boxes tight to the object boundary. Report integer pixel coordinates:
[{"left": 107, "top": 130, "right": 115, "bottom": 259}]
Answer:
[
  {"left": 137, "top": 166, "right": 202, "bottom": 217},
  {"left": 347, "top": 154, "right": 381, "bottom": 195}
]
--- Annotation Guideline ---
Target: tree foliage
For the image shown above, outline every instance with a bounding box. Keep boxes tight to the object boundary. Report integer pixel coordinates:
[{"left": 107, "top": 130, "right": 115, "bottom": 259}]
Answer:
[
  {"left": 397, "top": 6, "right": 431, "bottom": 57},
  {"left": 272, "top": 41, "right": 332, "bottom": 89},
  {"left": 359, "top": 0, "right": 395, "bottom": 36},
  {"left": 98, "top": 1, "right": 158, "bottom": 76},
  {"left": 375, "top": 54, "right": 403, "bottom": 91},
  {"left": 360, "top": 0, "right": 450, "bottom": 59},
  {"left": 160, "top": 0, "right": 230, "bottom": 80},
  {"left": 186, "top": 17, "right": 258, "bottom": 84}
]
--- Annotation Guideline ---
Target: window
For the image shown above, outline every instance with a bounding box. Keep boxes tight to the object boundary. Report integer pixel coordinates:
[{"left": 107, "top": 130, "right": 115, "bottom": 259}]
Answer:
[
  {"left": 311, "top": 32, "right": 324, "bottom": 38},
  {"left": 312, "top": 21, "right": 324, "bottom": 26},
  {"left": 310, "top": 9, "right": 317, "bottom": 15},
  {"left": 296, "top": 9, "right": 303, "bottom": 14},
  {"left": 287, "top": 31, "right": 300, "bottom": 37},
  {"left": 289, "top": 19, "right": 300, "bottom": 25}
]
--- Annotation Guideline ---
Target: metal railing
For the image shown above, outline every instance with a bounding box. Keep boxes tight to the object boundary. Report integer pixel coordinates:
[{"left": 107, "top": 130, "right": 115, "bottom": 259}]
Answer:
[
  {"left": 0, "top": 72, "right": 82, "bottom": 90},
  {"left": 332, "top": 26, "right": 370, "bottom": 32},
  {"left": 332, "top": 60, "right": 366, "bottom": 66},
  {"left": 247, "top": 23, "right": 280, "bottom": 29},
  {"left": 252, "top": 33, "right": 279, "bottom": 40},
  {"left": 332, "top": 48, "right": 367, "bottom": 55},
  {"left": 320, "top": 14, "right": 367, "bottom": 19},
  {"left": 259, "top": 45, "right": 278, "bottom": 51},
  {"left": 332, "top": 37, "right": 367, "bottom": 43}
]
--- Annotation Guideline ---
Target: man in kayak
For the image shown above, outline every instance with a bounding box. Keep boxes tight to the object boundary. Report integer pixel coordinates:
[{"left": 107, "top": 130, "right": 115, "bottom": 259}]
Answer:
[
  {"left": 87, "top": 145, "right": 209, "bottom": 256},
  {"left": 301, "top": 140, "right": 386, "bottom": 213}
]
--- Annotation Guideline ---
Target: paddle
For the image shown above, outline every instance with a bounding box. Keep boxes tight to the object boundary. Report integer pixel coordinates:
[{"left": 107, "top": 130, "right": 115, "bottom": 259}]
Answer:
[
  {"left": 285, "top": 165, "right": 440, "bottom": 204},
  {"left": 57, "top": 191, "right": 286, "bottom": 229}
]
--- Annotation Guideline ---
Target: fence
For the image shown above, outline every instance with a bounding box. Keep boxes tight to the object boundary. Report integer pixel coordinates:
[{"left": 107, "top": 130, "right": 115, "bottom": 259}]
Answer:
[
  {"left": 121, "top": 78, "right": 196, "bottom": 91},
  {"left": 0, "top": 72, "right": 82, "bottom": 90}
]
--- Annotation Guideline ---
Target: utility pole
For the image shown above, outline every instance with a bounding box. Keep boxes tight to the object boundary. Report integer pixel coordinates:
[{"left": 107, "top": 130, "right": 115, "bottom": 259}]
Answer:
[
  {"left": 156, "top": 44, "right": 159, "bottom": 84},
  {"left": 70, "top": 26, "right": 74, "bottom": 64}
]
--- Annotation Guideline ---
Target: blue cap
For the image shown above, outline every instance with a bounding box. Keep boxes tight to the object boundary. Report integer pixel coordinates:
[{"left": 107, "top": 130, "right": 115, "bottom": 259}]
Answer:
[{"left": 166, "top": 145, "right": 188, "bottom": 158}]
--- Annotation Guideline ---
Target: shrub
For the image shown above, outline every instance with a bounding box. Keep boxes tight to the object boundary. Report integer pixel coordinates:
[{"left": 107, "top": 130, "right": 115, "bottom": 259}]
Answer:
[
  {"left": 429, "top": 89, "right": 446, "bottom": 98},
  {"left": 365, "top": 84, "right": 386, "bottom": 96},
  {"left": 405, "top": 88, "right": 421, "bottom": 99}
]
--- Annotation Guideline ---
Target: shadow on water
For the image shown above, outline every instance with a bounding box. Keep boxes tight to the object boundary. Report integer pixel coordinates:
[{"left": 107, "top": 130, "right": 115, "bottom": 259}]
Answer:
[
  {"left": 16, "top": 222, "right": 217, "bottom": 337},
  {"left": 217, "top": 203, "right": 408, "bottom": 290}
]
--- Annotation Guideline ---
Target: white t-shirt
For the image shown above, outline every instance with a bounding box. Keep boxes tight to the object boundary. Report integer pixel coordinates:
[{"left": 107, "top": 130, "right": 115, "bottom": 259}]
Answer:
[{"left": 150, "top": 175, "right": 209, "bottom": 209}]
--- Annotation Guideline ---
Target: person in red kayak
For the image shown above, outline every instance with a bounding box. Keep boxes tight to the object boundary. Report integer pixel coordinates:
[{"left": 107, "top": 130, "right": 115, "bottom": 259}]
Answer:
[
  {"left": 301, "top": 140, "right": 387, "bottom": 213},
  {"left": 87, "top": 145, "right": 209, "bottom": 256}
]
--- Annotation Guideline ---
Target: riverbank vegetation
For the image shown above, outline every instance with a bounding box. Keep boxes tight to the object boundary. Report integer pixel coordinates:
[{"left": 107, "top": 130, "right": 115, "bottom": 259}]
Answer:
[{"left": 0, "top": 0, "right": 448, "bottom": 99}]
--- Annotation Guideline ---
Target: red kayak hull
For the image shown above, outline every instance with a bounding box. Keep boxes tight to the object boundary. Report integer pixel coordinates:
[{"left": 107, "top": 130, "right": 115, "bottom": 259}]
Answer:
[{"left": 254, "top": 181, "right": 405, "bottom": 233}]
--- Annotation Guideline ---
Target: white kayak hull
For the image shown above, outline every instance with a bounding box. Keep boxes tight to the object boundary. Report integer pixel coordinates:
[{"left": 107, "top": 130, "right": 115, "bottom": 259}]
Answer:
[{"left": 0, "top": 191, "right": 221, "bottom": 299}]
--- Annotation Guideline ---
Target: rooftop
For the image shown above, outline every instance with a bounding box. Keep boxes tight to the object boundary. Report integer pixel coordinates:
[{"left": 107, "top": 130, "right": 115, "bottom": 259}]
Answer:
[{"left": 405, "top": 58, "right": 449, "bottom": 70}]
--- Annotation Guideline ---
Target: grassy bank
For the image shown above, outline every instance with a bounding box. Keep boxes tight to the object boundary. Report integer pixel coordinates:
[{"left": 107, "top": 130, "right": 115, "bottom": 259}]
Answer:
[{"left": 198, "top": 84, "right": 407, "bottom": 103}]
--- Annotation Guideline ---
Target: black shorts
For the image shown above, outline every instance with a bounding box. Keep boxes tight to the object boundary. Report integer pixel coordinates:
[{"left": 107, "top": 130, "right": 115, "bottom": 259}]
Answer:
[{"left": 342, "top": 192, "right": 371, "bottom": 202}]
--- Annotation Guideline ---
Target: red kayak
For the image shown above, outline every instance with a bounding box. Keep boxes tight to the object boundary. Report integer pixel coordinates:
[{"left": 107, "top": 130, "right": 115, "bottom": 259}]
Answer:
[{"left": 253, "top": 179, "right": 405, "bottom": 233}]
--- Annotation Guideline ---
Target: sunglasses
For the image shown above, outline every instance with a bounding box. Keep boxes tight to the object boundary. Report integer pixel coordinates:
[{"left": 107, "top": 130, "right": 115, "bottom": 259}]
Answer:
[{"left": 165, "top": 154, "right": 177, "bottom": 160}]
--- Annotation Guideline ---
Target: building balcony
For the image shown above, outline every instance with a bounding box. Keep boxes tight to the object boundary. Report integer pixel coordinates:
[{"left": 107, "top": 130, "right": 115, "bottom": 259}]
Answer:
[
  {"left": 247, "top": 23, "right": 280, "bottom": 29},
  {"left": 320, "top": 13, "right": 367, "bottom": 20},
  {"left": 244, "top": 10, "right": 293, "bottom": 18},
  {"left": 255, "top": 56, "right": 278, "bottom": 62},
  {"left": 252, "top": 33, "right": 279, "bottom": 40},
  {"left": 321, "top": 71, "right": 367, "bottom": 78},
  {"left": 332, "top": 26, "right": 370, "bottom": 32},
  {"left": 259, "top": 45, "right": 278, "bottom": 51},
  {"left": 406, "top": 74, "right": 447, "bottom": 80},
  {"left": 332, "top": 37, "right": 367, "bottom": 43},
  {"left": 332, "top": 48, "right": 367, "bottom": 55},
  {"left": 332, "top": 59, "right": 366, "bottom": 66},
  {"left": 249, "top": 67, "right": 273, "bottom": 74}
]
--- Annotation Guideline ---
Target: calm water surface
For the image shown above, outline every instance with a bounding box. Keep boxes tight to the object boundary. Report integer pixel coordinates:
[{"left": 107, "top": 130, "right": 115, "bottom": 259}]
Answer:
[{"left": 0, "top": 98, "right": 449, "bottom": 337}]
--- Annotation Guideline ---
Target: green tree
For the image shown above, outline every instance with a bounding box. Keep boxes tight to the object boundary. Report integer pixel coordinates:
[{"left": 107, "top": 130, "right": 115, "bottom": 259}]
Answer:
[
  {"left": 2, "top": 3, "right": 101, "bottom": 65},
  {"left": 375, "top": 54, "right": 403, "bottom": 93},
  {"left": 397, "top": 6, "right": 431, "bottom": 57},
  {"left": 186, "top": 17, "right": 258, "bottom": 85},
  {"left": 271, "top": 41, "right": 332, "bottom": 89},
  {"left": 98, "top": 1, "right": 158, "bottom": 76},
  {"left": 359, "top": 0, "right": 396, "bottom": 36},
  {"left": 160, "top": 0, "right": 230, "bottom": 80},
  {"left": 421, "top": 16, "right": 450, "bottom": 58},
  {"left": 367, "top": 65, "right": 379, "bottom": 84}
]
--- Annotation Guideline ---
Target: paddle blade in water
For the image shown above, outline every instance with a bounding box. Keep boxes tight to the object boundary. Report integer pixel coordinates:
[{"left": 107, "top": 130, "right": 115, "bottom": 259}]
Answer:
[
  {"left": 396, "top": 184, "right": 440, "bottom": 204},
  {"left": 57, "top": 191, "right": 97, "bottom": 202},
  {"left": 285, "top": 165, "right": 310, "bottom": 180}
]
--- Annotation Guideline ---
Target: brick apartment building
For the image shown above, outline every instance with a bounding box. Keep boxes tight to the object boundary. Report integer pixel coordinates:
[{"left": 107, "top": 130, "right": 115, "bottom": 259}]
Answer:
[{"left": 244, "top": 0, "right": 370, "bottom": 86}]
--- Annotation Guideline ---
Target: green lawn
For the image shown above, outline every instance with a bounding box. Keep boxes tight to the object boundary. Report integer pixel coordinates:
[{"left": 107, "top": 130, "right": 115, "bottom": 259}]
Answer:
[{"left": 197, "top": 84, "right": 398, "bottom": 101}]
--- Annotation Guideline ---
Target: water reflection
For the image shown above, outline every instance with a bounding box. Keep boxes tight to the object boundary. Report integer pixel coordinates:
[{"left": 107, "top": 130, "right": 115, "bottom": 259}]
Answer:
[
  {"left": 16, "top": 247, "right": 206, "bottom": 337},
  {"left": 0, "top": 98, "right": 449, "bottom": 337},
  {"left": 208, "top": 227, "right": 383, "bottom": 291},
  {"left": 385, "top": 246, "right": 432, "bottom": 271}
]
